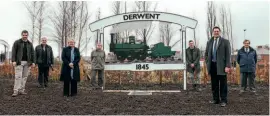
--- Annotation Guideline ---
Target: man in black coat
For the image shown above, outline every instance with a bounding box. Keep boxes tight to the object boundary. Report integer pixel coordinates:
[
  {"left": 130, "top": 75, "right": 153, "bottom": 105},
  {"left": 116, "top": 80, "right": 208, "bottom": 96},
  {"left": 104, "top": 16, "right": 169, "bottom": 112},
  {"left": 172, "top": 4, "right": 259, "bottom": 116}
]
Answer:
[
  {"left": 237, "top": 39, "right": 257, "bottom": 94},
  {"left": 60, "top": 39, "right": 81, "bottom": 97},
  {"left": 205, "top": 26, "right": 231, "bottom": 107},
  {"left": 35, "top": 37, "right": 54, "bottom": 88}
]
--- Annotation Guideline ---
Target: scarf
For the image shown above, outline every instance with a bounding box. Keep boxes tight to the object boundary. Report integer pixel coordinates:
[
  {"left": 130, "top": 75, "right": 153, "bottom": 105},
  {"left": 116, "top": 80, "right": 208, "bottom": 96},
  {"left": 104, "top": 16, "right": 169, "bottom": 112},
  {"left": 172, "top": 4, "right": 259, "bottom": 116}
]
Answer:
[{"left": 70, "top": 48, "right": 75, "bottom": 79}]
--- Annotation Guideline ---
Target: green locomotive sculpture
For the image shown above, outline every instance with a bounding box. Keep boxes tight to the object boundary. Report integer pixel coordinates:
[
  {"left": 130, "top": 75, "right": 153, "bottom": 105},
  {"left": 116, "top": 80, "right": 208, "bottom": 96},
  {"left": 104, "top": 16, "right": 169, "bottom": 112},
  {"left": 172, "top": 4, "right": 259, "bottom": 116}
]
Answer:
[{"left": 109, "top": 33, "right": 177, "bottom": 62}]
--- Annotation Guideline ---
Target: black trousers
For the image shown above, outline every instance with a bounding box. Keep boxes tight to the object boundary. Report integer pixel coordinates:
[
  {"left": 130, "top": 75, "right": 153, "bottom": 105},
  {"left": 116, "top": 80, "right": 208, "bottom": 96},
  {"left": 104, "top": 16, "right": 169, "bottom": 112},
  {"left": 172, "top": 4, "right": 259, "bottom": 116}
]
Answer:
[
  {"left": 210, "top": 62, "right": 228, "bottom": 103},
  {"left": 63, "top": 79, "right": 77, "bottom": 96},
  {"left": 38, "top": 64, "right": 49, "bottom": 86}
]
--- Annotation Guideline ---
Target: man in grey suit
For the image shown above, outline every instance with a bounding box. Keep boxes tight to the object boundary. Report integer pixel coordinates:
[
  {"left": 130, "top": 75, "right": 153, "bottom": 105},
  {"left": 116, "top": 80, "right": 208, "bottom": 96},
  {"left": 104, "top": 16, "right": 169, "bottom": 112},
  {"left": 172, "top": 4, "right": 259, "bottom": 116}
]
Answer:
[{"left": 205, "top": 26, "right": 231, "bottom": 107}]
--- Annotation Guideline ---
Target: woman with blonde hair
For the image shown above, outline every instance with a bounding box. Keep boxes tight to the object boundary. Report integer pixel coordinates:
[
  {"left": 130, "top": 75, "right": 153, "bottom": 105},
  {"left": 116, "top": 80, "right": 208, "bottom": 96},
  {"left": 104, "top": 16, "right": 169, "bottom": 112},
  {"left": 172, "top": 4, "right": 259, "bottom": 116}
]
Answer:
[{"left": 60, "top": 39, "right": 81, "bottom": 97}]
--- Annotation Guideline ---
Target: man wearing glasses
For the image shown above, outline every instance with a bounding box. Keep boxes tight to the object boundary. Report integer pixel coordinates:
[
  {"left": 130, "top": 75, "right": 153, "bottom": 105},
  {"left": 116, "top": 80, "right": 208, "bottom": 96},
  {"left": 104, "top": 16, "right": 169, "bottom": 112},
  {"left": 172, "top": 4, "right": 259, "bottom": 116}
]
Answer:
[
  {"left": 35, "top": 37, "right": 54, "bottom": 88},
  {"left": 237, "top": 39, "right": 257, "bottom": 95}
]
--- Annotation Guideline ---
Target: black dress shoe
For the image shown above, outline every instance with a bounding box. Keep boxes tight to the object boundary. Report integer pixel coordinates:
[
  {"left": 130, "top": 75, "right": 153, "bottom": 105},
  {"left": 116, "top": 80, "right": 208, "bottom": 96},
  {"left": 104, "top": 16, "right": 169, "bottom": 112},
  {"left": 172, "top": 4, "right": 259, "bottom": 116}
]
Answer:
[
  {"left": 220, "top": 102, "right": 226, "bottom": 107},
  {"left": 209, "top": 100, "right": 219, "bottom": 104},
  {"left": 70, "top": 93, "right": 77, "bottom": 97}
]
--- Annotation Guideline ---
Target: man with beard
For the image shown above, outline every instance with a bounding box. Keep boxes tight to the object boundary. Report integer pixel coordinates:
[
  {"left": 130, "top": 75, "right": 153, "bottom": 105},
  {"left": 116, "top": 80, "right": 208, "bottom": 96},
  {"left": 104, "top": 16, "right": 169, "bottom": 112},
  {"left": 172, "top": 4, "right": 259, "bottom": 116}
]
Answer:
[{"left": 11, "top": 30, "right": 35, "bottom": 97}]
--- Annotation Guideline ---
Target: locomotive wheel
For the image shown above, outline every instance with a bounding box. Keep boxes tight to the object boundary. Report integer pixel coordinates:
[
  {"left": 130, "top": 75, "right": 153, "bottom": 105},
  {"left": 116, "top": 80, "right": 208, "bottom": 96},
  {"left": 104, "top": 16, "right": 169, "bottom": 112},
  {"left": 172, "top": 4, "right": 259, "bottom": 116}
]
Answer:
[
  {"left": 138, "top": 53, "right": 147, "bottom": 61},
  {"left": 128, "top": 51, "right": 136, "bottom": 61},
  {"left": 117, "top": 56, "right": 125, "bottom": 62}
]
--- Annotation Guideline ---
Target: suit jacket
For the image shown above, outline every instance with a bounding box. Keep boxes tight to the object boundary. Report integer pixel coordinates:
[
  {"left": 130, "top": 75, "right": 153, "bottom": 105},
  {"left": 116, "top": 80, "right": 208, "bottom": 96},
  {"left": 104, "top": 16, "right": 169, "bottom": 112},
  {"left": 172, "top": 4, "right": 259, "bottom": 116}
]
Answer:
[
  {"left": 205, "top": 37, "right": 231, "bottom": 75},
  {"left": 60, "top": 47, "right": 81, "bottom": 81}
]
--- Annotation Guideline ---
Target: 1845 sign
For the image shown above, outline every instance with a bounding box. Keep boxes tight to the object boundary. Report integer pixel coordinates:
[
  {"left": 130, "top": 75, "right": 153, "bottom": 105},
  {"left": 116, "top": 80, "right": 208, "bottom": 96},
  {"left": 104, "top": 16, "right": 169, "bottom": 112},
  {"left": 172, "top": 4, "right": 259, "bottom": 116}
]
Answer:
[
  {"left": 135, "top": 63, "right": 150, "bottom": 71},
  {"left": 123, "top": 13, "right": 160, "bottom": 21}
]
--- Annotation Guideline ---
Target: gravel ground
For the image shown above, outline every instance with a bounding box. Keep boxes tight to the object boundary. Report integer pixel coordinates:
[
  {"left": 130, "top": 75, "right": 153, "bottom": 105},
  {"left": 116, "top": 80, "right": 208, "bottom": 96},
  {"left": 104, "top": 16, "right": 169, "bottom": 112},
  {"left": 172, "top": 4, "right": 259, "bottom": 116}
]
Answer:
[{"left": 0, "top": 78, "right": 269, "bottom": 115}]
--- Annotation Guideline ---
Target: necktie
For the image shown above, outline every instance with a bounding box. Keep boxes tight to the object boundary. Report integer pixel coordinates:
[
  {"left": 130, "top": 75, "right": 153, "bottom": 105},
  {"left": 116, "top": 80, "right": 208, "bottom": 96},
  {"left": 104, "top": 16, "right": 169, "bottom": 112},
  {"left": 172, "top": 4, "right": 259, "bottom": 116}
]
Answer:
[{"left": 212, "top": 39, "right": 217, "bottom": 62}]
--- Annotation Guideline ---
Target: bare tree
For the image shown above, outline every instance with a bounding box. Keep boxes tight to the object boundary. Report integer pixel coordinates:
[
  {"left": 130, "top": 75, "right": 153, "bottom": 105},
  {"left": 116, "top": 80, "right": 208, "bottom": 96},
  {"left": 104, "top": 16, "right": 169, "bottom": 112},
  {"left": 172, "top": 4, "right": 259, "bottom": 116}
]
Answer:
[
  {"left": 219, "top": 4, "right": 226, "bottom": 37},
  {"left": 50, "top": 1, "right": 91, "bottom": 56},
  {"left": 229, "top": 7, "right": 234, "bottom": 51},
  {"left": 206, "top": 1, "right": 217, "bottom": 40},
  {"left": 218, "top": 4, "right": 234, "bottom": 51},
  {"left": 111, "top": 1, "right": 122, "bottom": 43},
  {"left": 77, "top": 1, "right": 90, "bottom": 51},
  {"left": 159, "top": 22, "right": 177, "bottom": 47},
  {"left": 36, "top": 1, "right": 46, "bottom": 44},
  {"left": 192, "top": 11, "right": 199, "bottom": 47},
  {"left": 24, "top": 1, "right": 40, "bottom": 44},
  {"left": 49, "top": 1, "right": 68, "bottom": 57},
  {"left": 133, "top": 1, "right": 158, "bottom": 43}
]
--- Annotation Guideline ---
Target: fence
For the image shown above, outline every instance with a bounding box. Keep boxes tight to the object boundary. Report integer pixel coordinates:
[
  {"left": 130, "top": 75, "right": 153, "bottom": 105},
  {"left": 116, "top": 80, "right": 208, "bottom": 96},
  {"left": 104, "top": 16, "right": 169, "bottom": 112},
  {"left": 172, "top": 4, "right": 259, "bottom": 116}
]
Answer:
[{"left": 0, "top": 59, "right": 269, "bottom": 85}]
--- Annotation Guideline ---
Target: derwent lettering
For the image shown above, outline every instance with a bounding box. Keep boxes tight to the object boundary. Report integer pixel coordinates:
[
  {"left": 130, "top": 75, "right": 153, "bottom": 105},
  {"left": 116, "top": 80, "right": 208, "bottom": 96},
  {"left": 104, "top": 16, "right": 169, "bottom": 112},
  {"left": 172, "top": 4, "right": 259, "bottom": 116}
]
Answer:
[{"left": 123, "top": 13, "right": 160, "bottom": 20}]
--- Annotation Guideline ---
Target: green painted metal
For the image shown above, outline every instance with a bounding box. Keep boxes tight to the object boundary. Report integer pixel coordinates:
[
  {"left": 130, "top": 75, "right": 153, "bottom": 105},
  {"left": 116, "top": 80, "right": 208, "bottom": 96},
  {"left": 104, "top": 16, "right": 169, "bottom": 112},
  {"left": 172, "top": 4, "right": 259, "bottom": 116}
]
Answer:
[{"left": 110, "top": 35, "right": 176, "bottom": 61}]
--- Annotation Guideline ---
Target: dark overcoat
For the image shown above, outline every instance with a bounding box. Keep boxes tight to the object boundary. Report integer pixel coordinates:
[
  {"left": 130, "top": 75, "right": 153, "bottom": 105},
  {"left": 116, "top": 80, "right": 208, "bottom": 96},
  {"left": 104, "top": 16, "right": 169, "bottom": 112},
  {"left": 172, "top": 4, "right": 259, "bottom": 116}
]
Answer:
[
  {"left": 60, "top": 47, "right": 81, "bottom": 82},
  {"left": 205, "top": 37, "right": 231, "bottom": 75}
]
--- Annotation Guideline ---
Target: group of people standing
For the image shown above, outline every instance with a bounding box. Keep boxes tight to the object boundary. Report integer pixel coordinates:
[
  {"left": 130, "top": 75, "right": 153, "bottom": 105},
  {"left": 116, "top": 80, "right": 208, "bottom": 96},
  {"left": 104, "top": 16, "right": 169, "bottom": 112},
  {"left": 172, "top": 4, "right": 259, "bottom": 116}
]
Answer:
[
  {"left": 11, "top": 26, "right": 258, "bottom": 107},
  {"left": 11, "top": 30, "right": 105, "bottom": 97},
  {"left": 186, "top": 26, "right": 258, "bottom": 107}
]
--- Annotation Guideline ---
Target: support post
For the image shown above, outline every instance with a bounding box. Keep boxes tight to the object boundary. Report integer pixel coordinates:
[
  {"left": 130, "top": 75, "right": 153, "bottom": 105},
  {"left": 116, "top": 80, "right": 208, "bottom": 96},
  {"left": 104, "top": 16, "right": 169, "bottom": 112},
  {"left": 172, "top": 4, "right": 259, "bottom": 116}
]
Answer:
[
  {"left": 182, "top": 26, "right": 187, "bottom": 90},
  {"left": 99, "top": 28, "right": 104, "bottom": 50}
]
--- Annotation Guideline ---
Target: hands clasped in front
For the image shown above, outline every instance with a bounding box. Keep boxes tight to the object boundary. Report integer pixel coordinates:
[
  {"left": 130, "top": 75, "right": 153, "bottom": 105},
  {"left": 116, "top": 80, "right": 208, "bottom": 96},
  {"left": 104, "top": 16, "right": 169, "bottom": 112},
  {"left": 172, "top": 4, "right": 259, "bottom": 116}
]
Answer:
[{"left": 69, "top": 63, "right": 74, "bottom": 69}]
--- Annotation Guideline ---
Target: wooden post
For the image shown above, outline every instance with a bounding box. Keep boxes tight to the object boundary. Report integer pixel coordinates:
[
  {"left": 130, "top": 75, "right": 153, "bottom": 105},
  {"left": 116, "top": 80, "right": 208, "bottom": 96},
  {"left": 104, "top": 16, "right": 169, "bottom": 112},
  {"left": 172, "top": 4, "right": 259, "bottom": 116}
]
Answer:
[{"left": 159, "top": 71, "right": 162, "bottom": 85}]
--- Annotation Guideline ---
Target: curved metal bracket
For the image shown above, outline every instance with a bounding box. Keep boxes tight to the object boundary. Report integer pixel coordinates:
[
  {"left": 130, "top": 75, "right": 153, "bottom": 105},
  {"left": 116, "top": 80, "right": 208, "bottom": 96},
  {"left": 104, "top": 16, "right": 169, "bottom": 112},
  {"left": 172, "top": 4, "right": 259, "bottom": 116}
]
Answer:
[{"left": 0, "top": 39, "right": 10, "bottom": 60}]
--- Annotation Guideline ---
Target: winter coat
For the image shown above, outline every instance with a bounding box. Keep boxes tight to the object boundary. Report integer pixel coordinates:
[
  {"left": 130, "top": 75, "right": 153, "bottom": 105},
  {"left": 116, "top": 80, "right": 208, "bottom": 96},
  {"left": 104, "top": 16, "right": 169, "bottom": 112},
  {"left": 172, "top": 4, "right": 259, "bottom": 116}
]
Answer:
[
  {"left": 11, "top": 39, "right": 35, "bottom": 65},
  {"left": 237, "top": 46, "right": 257, "bottom": 73},
  {"left": 186, "top": 47, "right": 201, "bottom": 73},
  {"left": 91, "top": 49, "right": 105, "bottom": 70},
  {"left": 35, "top": 44, "right": 54, "bottom": 66},
  {"left": 60, "top": 47, "right": 81, "bottom": 81}
]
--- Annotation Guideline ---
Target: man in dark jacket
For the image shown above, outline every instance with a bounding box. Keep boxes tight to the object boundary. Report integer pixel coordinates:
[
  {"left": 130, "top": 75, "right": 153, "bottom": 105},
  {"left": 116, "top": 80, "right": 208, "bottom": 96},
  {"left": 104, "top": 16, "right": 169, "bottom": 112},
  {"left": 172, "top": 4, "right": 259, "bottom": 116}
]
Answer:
[
  {"left": 35, "top": 37, "right": 54, "bottom": 88},
  {"left": 237, "top": 39, "right": 257, "bottom": 94},
  {"left": 205, "top": 26, "right": 231, "bottom": 107},
  {"left": 91, "top": 43, "right": 106, "bottom": 89},
  {"left": 186, "top": 40, "right": 201, "bottom": 91},
  {"left": 11, "top": 30, "right": 35, "bottom": 97}
]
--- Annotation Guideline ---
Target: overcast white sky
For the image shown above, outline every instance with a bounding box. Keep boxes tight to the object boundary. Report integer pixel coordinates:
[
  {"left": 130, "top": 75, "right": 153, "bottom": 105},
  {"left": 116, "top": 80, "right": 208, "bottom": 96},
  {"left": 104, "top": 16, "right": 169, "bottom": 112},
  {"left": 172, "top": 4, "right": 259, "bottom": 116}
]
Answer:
[{"left": 0, "top": 0, "right": 269, "bottom": 56}]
